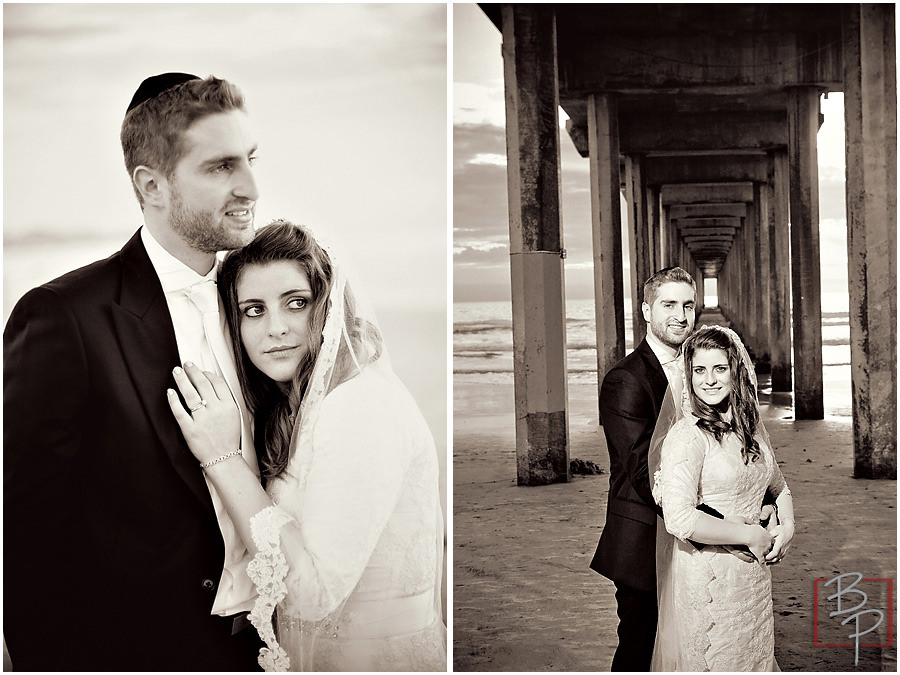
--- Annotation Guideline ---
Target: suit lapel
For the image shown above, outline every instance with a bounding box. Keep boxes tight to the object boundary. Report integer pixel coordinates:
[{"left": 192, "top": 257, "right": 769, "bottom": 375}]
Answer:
[{"left": 111, "top": 230, "right": 216, "bottom": 515}]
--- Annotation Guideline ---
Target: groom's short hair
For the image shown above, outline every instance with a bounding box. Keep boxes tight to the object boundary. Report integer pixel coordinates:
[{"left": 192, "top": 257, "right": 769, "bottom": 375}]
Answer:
[
  {"left": 120, "top": 75, "right": 246, "bottom": 207},
  {"left": 643, "top": 266, "right": 696, "bottom": 305}
]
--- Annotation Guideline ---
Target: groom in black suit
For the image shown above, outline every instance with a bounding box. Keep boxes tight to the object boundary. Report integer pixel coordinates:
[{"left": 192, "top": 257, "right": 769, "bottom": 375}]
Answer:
[
  {"left": 590, "top": 267, "right": 698, "bottom": 671},
  {"left": 4, "top": 74, "right": 262, "bottom": 670}
]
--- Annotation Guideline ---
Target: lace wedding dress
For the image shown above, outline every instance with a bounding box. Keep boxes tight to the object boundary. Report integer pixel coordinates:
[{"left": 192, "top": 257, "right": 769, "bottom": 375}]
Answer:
[
  {"left": 243, "top": 228, "right": 446, "bottom": 671},
  {"left": 652, "top": 416, "right": 787, "bottom": 671}
]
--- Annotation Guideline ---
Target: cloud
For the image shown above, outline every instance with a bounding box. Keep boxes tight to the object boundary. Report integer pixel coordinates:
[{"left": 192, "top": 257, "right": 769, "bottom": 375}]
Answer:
[
  {"left": 455, "top": 240, "right": 508, "bottom": 254},
  {"left": 470, "top": 153, "right": 507, "bottom": 167},
  {"left": 454, "top": 81, "right": 505, "bottom": 127}
]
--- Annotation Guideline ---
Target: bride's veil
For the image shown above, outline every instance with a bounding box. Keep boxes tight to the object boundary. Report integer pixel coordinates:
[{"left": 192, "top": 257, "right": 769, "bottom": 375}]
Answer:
[
  {"left": 647, "top": 362, "right": 687, "bottom": 671},
  {"left": 284, "top": 226, "right": 385, "bottom": 466},
  {"left": 276, "top": 225, "right": 445, "bottom": 670}
]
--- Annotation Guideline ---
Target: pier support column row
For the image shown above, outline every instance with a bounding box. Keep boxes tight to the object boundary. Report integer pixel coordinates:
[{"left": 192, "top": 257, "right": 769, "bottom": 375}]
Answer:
[{"left": 501, "top": 4, "right": 569, "bottom": 485}]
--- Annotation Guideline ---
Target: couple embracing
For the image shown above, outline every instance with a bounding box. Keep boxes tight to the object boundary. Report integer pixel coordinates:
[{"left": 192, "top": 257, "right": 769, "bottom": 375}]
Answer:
[
  {"left": 5, "top": 73, "right": 446, "bottom": 671},
  {"left": 592, "top": 267, "right": 796, "bottom": 671}
]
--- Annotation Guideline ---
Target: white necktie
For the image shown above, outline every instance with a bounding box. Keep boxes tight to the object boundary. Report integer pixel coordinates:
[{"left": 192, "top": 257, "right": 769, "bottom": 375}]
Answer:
[
  {"left": 664, "top": 355, "right": 685, "bottom": 412},
  {"left": 186, "top": 280, "right": 228, "bottom": 376},
  {"left": 184, "top": 279, "right": 259, "bottom": 614}
]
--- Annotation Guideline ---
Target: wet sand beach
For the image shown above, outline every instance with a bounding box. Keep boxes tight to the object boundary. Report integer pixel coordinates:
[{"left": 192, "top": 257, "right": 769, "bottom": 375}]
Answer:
[{"left": 453, "top": 376, "right": 897, "bottom": 672}]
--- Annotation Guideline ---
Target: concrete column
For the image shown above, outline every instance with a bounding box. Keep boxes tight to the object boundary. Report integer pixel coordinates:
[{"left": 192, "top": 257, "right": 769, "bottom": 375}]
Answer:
[
  {"left": 757, "top": 181, "right": 772, "bottom": 368},
  {"left": 732, "top": 240, "right": 739, "bottom": 320},
  {"left": 751, "top": 183, "right": 767, "bottom": 362},
  {"left": 698, "top": 275, "right": 706, "bottom": 312},
  {"left": 666, "top": 211, "right": 679, "bottom": 269},
  {"left": 625, "top": 154, "right": 650, "bottom": 346},
  {"left": 720, "top": 255, "right": 729, "bottom": 316},
  {"left": 587, "top": 93, "right": 625, "bottom": 399},
  {"left": 767, "top": 150, "right": 793, "bottom": 391},
  {"left": 683, "top": 242, "right": 696, "bottom": 312},
  {"left": 721, "top": 255, "right": 730, "bottom": 317},
  {"left": 501, "top": 4, "right": 570, "bottom": 485},
  {"left": 729, "top": 217, "right": 742, "bottom": 332},
  {"left": 843, "top": 4, "right": 897, "bottom": 478},
  {"left": 647, "top": 186, "right": 661, "bottom": 273},
  {"left": 695, "top": 262, "right": 702, "bottom": 312},
  {"left": 744, "top": 187, "right": 761, "bottom": 354},
  {"left": 738, "top": 215, "right": 754, "bottom": 338},
  {"left": 725, "top": 255, "right": 733, "bottom": 316},
  {"left": 787, "top": 87, "right": 825, "bottom": 419},
  {"left": 660, "top": 204, "right": 670, "bottom": 268},
  {"left": 739, "top": 215, "right": 750, "bottom": 338},
  {"left": 720, "top": 252, "right": 727, "bottom": 313}
]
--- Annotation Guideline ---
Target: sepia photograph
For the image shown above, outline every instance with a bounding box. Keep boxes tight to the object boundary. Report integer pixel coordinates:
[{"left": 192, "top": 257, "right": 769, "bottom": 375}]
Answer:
[
  {"left": 453, "top": 3, "right": 895, "bottom": 672},
  {"left": 4, "top": 2, "right": 898, "bottom": 673},
  {"left": 4, "top": 3, "right": 447, "bottom": 671}
]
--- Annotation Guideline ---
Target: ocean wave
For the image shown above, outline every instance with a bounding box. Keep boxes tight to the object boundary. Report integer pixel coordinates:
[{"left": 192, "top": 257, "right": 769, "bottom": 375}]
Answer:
[
  {"left": 453, "top": 365, "right": 607, "bottom": 375},
  {"left": 453, "top": 323, "right": 511, "bottom": 335}
]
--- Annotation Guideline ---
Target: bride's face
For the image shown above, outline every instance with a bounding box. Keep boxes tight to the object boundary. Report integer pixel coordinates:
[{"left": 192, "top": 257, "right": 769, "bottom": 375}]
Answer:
[
  {"left": 690, "top": 347, "right": 732, "bottom": 407},
  {"left": 236, "top": 260, "right": 313, "bottom": 385}
]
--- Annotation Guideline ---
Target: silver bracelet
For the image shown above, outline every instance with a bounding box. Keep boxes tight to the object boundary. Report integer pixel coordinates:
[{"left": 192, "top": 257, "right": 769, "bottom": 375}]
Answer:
[{"left": 200, "top": 448, "right": 243, "bottom": 469}]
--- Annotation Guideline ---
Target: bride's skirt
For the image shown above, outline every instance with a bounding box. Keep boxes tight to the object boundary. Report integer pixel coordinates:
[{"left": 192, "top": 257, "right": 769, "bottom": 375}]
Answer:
[{"left": 654, "top": 537, "right": 778, "bottom": 672}]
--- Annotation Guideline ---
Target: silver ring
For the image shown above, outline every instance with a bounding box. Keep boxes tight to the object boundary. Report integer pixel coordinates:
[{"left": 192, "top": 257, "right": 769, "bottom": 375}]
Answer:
[{"left": 188, "top": 399, "right": 207, "bottom": 413}]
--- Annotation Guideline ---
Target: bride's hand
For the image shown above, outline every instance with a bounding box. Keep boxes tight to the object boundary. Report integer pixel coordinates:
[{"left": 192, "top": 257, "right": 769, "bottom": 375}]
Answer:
[
  {"left": 765, "top": 520, "right": 796, "bottom": 564},
  {"left": 759, "top": 504, "right": 778, "bottom": 531},
  {"left": 167, "top": 362, "right": 241, "bottom": 465},
  {"left": 722, "top": 514, "right": 757, "bottom": 562},
  {"left": 745, "top": 524, "right": 775, "bottom": 564}
]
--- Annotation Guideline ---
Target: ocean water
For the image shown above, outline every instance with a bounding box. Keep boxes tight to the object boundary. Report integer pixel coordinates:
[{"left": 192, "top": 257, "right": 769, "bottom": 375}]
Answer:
[{"left": 454, "top": 298, "right": 853, "bottom": 417}]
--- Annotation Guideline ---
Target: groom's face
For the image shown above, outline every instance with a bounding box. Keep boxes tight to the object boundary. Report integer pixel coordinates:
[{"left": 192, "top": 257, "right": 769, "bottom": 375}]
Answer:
[
  {"left": 643, "top": 281, "right": 696, "bottom": 350},
  {"left": 165, "top": 110, "right": 260, "bottom": 253}
]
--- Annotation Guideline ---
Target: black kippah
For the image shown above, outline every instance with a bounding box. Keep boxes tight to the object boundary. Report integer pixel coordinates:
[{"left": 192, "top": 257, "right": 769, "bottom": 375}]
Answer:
[{"left": 126, "top": 72, "right": 200, "bottom": 114}]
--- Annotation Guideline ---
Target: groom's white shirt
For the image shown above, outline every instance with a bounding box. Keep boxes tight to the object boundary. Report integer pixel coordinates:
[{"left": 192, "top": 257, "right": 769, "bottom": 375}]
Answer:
[
  {"left": 141, "top": 226, "right": 257, "bottom": 616},
  {"left": 645, "top": 329, "right": 684, "bottom": 406}
]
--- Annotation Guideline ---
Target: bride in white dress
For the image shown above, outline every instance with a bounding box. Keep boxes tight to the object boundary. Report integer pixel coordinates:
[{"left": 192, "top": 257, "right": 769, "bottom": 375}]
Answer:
[
  {"left": 168, "top": 220, "right": 446, "bottom": 671},
  {"left": 650, "top": 325, "right": 795, "bottom": 671}
]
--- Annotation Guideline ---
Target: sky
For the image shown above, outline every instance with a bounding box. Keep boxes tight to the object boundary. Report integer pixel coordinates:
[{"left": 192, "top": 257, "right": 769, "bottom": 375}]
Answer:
[
  {"left": 2, "top": 3, "right": 449, "bottom": 464},
  {"left": 4, "top": 3, "right": 447, "bottom": 310},
  {"left": 452, "top": 3, "right": 852, "bottom": 307}
]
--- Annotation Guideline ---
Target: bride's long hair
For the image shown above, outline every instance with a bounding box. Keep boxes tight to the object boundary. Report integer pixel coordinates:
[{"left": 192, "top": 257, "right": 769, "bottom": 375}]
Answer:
[
  {"left": 220, "top": 219, "right": 382, "bottom": 479},
  {"left": 684, "top": 326, "right": 761, "bottom": 464}
]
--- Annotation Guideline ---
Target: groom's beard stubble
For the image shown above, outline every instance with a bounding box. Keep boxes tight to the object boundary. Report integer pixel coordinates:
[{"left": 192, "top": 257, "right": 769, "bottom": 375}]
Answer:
[{"left": 168, "top": 186, "right": 254, "bottom": 254}]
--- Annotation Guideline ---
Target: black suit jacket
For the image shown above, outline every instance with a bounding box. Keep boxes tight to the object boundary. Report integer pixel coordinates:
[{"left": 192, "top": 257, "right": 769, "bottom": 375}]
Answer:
[
  {"left": 590, "top": 338, "right": 669, "bottom": 592},
  {"left": 4, "top": 230, "right": 259, "bottom": 670}
]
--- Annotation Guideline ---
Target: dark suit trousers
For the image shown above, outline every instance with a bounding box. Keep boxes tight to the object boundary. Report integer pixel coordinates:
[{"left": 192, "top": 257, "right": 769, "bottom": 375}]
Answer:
[{"left": 611, "top": 583, "right": 657, "bottom": 672}]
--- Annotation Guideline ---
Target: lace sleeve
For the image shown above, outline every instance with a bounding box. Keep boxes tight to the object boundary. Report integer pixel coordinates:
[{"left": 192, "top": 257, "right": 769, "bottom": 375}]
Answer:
[
  {"left": 655, "top": 420, "right": 708, "bottom": 542},
  {"left": 764, "top": 438, "right": 791, "bottom": 500},
  {"left": 247, "top": 505, "right": 295, "bottom": 672}
]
